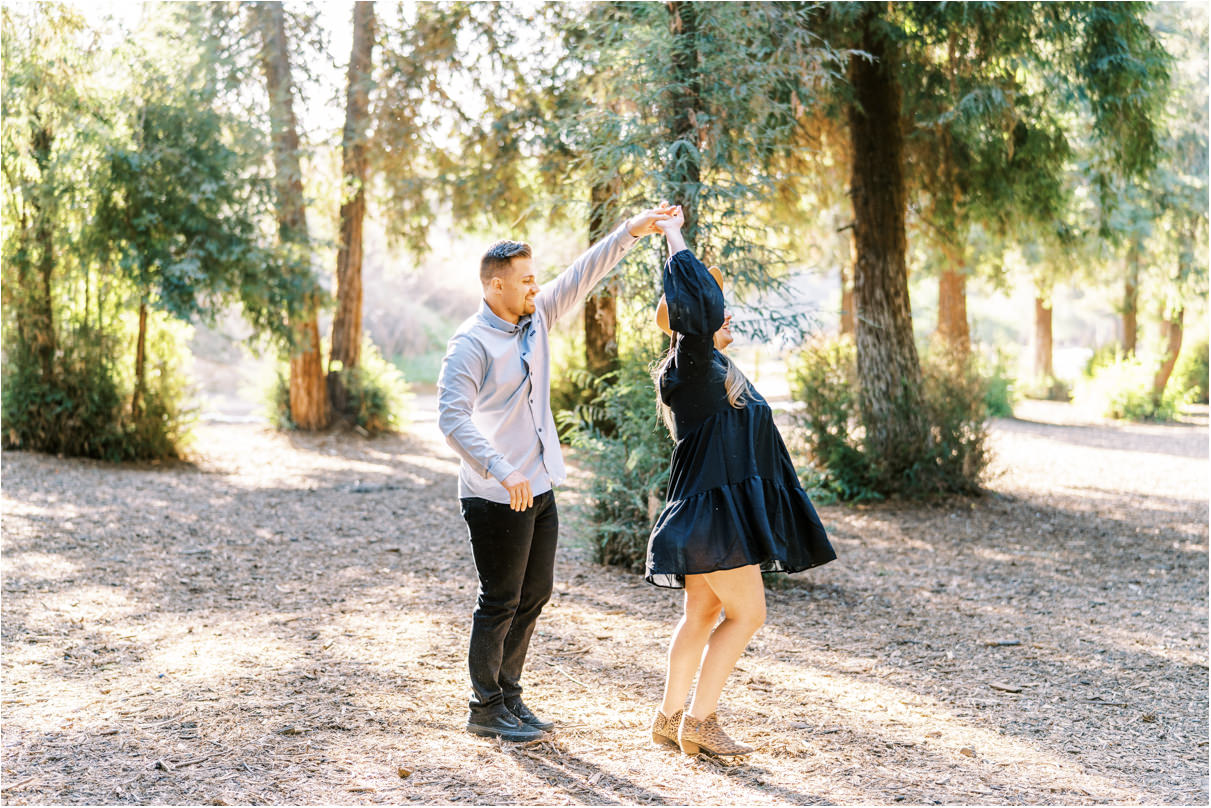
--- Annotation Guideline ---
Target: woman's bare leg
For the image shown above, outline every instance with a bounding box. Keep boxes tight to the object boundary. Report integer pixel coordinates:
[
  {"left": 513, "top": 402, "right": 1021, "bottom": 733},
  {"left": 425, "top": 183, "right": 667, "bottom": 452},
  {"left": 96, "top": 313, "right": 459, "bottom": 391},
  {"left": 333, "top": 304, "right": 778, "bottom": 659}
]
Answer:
[
  {"left": 658, "top": 575, "right": 722, "bottom": 717},
  {"left": 687, "top": 564, "right": 766, "bottom": 719}
]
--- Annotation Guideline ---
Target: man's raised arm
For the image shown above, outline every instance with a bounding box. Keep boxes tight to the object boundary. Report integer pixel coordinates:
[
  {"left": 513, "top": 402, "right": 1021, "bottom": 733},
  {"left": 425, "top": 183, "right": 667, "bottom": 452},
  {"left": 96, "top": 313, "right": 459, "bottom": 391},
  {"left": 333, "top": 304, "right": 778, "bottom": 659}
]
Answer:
[{"left": 535, "top": 204, "right": 675, "bottom": 326}]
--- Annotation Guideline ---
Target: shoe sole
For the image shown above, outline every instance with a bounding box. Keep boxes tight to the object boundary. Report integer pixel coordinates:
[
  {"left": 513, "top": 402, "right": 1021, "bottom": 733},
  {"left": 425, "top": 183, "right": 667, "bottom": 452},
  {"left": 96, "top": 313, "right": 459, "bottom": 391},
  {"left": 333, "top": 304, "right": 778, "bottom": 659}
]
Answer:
[{"left": 465, "top": 723, "right": 545, "bottom": 742}]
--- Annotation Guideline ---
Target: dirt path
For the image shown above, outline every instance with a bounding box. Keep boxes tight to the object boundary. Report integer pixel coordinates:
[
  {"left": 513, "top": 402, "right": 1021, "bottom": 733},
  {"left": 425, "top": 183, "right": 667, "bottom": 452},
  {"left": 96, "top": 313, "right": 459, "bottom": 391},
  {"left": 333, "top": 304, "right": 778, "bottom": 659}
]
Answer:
[{"left": 2, "top": 402, "right": 1207, "bottom": 805}]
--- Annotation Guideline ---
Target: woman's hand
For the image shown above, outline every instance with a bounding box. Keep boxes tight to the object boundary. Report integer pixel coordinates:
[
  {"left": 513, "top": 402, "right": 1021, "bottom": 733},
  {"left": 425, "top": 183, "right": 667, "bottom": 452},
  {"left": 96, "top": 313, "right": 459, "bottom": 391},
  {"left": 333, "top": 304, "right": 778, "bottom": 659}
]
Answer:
[
  {"left": 626, "top": 203, "right": 678, "bottom": 237},
  {"left": 655, "top": 202, "right": 685, "bottom": 233}
]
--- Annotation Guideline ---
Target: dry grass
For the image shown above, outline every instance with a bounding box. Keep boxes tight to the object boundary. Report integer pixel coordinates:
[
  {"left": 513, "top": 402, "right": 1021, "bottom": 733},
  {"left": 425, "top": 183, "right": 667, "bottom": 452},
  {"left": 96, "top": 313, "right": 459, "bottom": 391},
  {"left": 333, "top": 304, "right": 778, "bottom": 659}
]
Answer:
[{"left": 1, "top": 400, "right": 1206, "bottom": 805}]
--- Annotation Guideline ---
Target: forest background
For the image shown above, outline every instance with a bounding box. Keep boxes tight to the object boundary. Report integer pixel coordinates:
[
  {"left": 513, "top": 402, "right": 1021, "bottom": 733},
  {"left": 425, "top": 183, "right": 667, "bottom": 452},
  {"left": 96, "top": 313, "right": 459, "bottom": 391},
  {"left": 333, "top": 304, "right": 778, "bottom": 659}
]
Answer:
[
  {"left": 2, "top": 3, "right": 1208, "bottom": 804},
  {"left": 3, "top": 0, "right": 1208, "bottom": 519}
]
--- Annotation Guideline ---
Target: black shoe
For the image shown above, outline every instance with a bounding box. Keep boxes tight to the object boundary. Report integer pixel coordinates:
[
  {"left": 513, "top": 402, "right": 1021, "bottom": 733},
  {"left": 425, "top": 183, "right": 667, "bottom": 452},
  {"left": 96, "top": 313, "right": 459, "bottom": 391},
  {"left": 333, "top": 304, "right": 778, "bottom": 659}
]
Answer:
[
  {"left": 466, "top": 708, "right": 545, "bottom": 742},
  {"left": 505, "top": 699, "right": 555, "bottom": 731}
]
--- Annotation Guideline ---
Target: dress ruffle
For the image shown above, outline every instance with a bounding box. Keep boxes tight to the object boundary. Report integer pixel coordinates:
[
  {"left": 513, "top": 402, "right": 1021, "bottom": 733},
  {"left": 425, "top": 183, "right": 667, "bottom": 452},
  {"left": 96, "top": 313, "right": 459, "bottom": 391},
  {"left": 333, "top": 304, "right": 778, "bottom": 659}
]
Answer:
[
  {"left": 647, "top": 473, "right": 835, "bottom": 589},
  {"left": 645, "top": 401, "right": 836, "bottom": 589}
]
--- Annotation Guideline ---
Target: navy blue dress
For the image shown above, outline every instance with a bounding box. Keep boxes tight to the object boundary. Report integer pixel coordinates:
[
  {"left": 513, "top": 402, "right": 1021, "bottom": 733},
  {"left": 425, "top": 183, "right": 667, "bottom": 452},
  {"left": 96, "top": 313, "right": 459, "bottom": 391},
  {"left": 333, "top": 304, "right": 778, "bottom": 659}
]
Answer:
[{"left": 645, "top": 249, "right": 836, "bottom": 588}]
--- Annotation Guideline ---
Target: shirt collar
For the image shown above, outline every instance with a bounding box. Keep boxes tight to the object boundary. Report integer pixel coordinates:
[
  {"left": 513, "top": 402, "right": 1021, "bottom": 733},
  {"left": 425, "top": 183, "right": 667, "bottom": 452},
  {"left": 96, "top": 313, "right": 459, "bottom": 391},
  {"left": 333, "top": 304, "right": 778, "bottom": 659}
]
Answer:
[{"left": 478, "top": 299, "right": 531, "bottom": 334}]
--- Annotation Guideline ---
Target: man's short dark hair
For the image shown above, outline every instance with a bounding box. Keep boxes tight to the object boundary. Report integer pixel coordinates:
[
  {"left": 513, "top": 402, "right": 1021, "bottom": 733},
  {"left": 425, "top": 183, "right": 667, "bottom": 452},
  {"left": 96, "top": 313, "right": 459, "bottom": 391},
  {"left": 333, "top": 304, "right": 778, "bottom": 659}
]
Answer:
[{"left": 480, "top": 240, "right": 532, "bottom": 284}]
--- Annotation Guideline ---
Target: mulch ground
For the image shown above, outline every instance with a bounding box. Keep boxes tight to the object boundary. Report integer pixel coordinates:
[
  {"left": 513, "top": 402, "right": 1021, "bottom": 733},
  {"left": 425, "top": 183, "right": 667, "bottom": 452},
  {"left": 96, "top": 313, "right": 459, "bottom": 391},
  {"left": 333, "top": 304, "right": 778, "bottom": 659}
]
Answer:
[{"left": 2, "top": 400, "right": 1207, "bottom": 805}]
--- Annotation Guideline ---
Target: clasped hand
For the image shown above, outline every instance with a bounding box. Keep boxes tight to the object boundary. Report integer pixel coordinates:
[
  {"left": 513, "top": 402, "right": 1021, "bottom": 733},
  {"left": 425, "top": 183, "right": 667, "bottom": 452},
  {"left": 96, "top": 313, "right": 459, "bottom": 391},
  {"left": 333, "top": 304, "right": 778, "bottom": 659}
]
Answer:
[{"left": 627, "top": 203, "right": 679, "bottom": 237}]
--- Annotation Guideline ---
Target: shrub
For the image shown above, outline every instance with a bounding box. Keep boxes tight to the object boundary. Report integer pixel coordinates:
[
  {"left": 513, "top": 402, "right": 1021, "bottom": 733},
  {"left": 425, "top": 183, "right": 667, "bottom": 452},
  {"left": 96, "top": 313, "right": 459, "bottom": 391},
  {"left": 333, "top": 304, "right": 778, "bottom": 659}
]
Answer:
[
  {"left": 1175, "top": 338, "right": 1209, "bottom": 404},
  {"left": 977, "top": 348, "right": 1017, "bottom": 418},
  {"left": 333, "top": 340, "right": 412, "bottom": 434},
  {"left": 548, "top": 328, "right": 592, "bottom": 442},
  {"left": 560, "top": 348, "right": 672, "bottom": 571},
  {"left": 785, "top": 337, "right": 877, "bottom": 501},
  {"left": 2, "top": 320, "right": 192, "bottom": 461},
  {"left": 1074, "top": 353, "right": 1190, "bottom": 421},
  {"left": 1084, "top": 342, "right": 1123, "bottom": 377},
  {"left": 788, "top": 337, "right": 991, "bottom": 500},
  {"left": 268, "top": 338, "right": 410, "bottom": 433},
  {"left": 1019, "top": 374, "right": 1071, "bottom": 402},
  {"left": 916, "top": 350, "right": 991, "bottom": 495}
]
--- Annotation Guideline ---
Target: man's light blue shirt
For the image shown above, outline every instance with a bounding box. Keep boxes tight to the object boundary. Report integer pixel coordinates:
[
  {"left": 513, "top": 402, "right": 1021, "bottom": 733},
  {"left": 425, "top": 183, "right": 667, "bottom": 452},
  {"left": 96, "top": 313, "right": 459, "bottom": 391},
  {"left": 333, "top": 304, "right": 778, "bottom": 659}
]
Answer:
[{"left": 437, "top": 223, "right": 639, "bottom": 504}]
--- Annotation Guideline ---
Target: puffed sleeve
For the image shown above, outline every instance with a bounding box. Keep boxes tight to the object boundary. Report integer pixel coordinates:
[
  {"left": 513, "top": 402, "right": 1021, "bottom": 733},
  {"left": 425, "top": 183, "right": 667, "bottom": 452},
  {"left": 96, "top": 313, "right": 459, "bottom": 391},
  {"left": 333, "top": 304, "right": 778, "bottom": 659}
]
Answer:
[{"left": 664, "top": 249, "right": 724, "bottom": 337}]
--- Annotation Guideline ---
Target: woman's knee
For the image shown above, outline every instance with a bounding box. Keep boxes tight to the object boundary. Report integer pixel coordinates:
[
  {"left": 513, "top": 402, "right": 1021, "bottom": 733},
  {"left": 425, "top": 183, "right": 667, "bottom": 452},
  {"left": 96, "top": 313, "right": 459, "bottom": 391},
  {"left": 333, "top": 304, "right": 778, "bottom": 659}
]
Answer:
[{"left": 683, "top": 584, "right": 722, "bottom": 625}]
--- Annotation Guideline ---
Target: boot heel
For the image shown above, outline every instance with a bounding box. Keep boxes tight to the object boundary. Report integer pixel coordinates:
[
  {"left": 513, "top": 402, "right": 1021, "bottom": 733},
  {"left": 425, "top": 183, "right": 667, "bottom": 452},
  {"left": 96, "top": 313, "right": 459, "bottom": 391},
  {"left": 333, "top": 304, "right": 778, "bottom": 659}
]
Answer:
[{"left": 680, "top": 738, "right": 700, "bottom": 756}]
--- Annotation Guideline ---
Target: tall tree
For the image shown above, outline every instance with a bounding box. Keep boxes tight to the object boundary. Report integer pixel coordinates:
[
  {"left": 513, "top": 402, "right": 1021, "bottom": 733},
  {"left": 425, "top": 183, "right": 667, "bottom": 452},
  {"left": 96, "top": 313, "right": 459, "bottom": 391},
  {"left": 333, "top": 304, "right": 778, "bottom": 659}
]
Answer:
[
  {"left": 845, "top": 3, "right": 927, "bottom": 477},
  {"left": 249, "top": 1, "right": 328, "bottom": 430},
  {"left": 854, "top": 2, "right": 1171, "bottom": 360},
  {"left": 1147, "top": 3, "right": 1208, "bottom": 400},
  {"left": 0, "top": 5, "right": 94, "bottom": 382},
  {"left": 328, "top": 1, "right": 376, "bottom": 413},
  {"left": 585, "top": 175, "right": 622, "bottom": 378}
]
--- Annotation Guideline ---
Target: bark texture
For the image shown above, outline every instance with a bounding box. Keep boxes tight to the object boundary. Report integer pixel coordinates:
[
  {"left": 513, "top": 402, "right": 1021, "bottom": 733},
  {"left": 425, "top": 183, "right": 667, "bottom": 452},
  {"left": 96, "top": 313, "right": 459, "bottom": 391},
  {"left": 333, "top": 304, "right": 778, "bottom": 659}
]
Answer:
[
  {"left": 1033, "top": 295, "right": 1054, "bottom": 380},
  {"left": 937, "top": 265, "right": 970, "bottom": 356},
  {"left": 585, "top": 176, "right": 622, "bottom": 380},
  {"left": 933, "top": 31, "right": 970, "bottom": 358},
  {"left": 1122, "top": 245, "right": 1140, "bottom": 355},
  {"left": 29, "top": 121, "right": 56, "bottom": 380},
  {"left": 840, "top": 228, "right": 855, "bottom": 336},
  {"left": 132, "top": 302, "right": 148, "bottom": 418},
  {"left": 328, "top": 1, "right": 376, "bottom": 415},
  {"left": 252, "top": 1, "right": 329, "bottom": 430},
  {"left": 1152, "top": 308, "right": 1184, "bottom": 399},
  {"left": 847, "top": 4, "right": 926, "bottom": 477}
]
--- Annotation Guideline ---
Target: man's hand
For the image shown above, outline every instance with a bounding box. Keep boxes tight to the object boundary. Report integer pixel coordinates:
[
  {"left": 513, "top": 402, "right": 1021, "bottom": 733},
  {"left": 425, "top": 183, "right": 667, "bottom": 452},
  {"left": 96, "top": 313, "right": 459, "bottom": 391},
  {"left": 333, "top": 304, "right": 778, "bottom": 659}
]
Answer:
[
  {"left": 626, "top": 203, "right": 678, "bottom": 237},
  {"left": 501, "top": 470, "right": 534, "bottom": 512}
]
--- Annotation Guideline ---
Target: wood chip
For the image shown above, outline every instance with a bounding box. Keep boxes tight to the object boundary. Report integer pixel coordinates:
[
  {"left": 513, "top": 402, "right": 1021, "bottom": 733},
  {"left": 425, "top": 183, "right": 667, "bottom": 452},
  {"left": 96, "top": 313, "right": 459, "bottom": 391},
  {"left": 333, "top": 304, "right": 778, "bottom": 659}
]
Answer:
[{"left": 988, "top": 682, "right": 1023, "bottom": 693}]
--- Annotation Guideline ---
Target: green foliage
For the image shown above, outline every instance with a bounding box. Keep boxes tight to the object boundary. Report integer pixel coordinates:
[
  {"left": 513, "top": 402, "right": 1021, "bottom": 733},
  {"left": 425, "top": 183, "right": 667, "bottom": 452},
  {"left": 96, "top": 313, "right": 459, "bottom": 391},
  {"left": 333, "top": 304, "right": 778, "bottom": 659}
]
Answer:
[
  {"left": 266, "top": 364, "right": 294, "bottom": 431},
  {"left": 1020, "top": 375, "right": 1073, "bottom": 402},
  {"left": 548, "top": 327, "right": 591, "bottom": 442},
  {"left": 1174, "top": 338, "right": 1209, "bottom": 404},
  {"left": 1075, "top": 352, "right": 1190, "bottom": 422},
  {"left": 978, "top": 348, "right": 1018, "bottom": 418},
  {"left": 785, "top": 338, "right": 877, "bottom": 502},
  {"left": 269, "top": 339, "right": 410, "bottom": 434},
  {"left": 1084, "top": 342, "right": 1124, "bottom": 377},
  {"left": 333, "top": 340, "right": 413, "bottom": 435},
  {"left": 92, "top": 76, "right": 311, "bottom": 345},
  {"left": 2, "top": 319, "right": 192, "bottom": 461},
  {"left": 788, "top": 337, "right": 992, "bottom": 500},
  {"left": 559, "top": 348, "right": 673, "bottom": 571}
]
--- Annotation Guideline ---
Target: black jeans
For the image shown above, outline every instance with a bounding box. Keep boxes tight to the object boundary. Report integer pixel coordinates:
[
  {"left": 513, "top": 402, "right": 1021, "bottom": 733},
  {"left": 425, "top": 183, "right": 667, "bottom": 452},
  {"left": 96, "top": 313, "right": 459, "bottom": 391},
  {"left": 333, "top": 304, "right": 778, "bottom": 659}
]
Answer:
[{"left": 460, "top": 490, "right": 558, "bottom": 717}]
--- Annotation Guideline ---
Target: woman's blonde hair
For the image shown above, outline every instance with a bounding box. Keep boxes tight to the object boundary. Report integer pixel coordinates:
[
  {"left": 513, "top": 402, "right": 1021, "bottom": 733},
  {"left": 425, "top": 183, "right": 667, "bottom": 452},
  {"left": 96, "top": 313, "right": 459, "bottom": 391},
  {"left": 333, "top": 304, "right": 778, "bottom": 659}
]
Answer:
[{"left": 652, "top": 337, "right": 749, "bottom": 435}]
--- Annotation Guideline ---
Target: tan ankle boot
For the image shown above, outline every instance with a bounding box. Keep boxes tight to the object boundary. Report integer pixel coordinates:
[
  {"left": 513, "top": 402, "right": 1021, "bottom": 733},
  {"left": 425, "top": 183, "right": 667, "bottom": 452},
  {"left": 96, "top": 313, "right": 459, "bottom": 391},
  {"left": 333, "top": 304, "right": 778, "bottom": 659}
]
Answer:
[
  {"left": 650, "top": 709, "right": 683, "bottom": 747},
  {"left": 678, "top": 712, "right": 754, "bottom": 756}
]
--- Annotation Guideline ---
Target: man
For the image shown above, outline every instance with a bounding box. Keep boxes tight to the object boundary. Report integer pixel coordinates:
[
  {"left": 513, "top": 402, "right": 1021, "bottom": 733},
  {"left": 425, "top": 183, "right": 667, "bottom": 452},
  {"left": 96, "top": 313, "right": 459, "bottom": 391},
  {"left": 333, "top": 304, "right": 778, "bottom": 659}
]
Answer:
[{"left": 437, "top": 204, "right": 674, "bottom": 741}]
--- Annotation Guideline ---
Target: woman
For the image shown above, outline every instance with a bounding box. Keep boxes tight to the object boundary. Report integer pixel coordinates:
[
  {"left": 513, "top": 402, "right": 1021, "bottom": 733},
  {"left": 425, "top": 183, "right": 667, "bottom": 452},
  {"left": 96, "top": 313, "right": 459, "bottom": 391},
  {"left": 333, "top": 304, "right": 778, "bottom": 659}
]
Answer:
[{"left": 646, "top": 206, "right": 836, "bottom": 757}]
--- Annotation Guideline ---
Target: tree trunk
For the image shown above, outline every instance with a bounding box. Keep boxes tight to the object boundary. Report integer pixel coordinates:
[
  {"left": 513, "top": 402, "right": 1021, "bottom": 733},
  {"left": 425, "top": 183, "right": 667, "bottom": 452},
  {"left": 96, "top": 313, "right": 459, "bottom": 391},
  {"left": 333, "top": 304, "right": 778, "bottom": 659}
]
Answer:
[
  {"left": 847, "top": 3, "right": 926, "bottom": 482},
  {"left": 1152, "top": 307, "right": 1184, "bottom": 400},
  {"left": 840, "top": 226, "right": 855, "bottom": 336},
  {"left": 937, "top": 264, "right": 970, "bottom": 357},
  {"left": 30, "top": 121, "right": 56, "bottom": 380},
  {"left": 132, "top": 301, "right": 148, "bottom": 418},
  {"left": 1122, "top": 244, "right": 1140, "bottom": 355},
  {"left": 585, "top": 176, "right": 621, "bottom": 380},
  {"left": 667, "top": 1, "right": 702, "bottom": 252},
  {"left": 934, "top": 31, "right": 970, "bottom": 359},
  {"left": 1033, "top": 295, "right": 1054, "bottom": 380},
  {"left": 328, "top": 1, "right": 376, "bottom": 416},
  {"left": 251, "top": 0, "right": 329, "bottom": 430}
]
